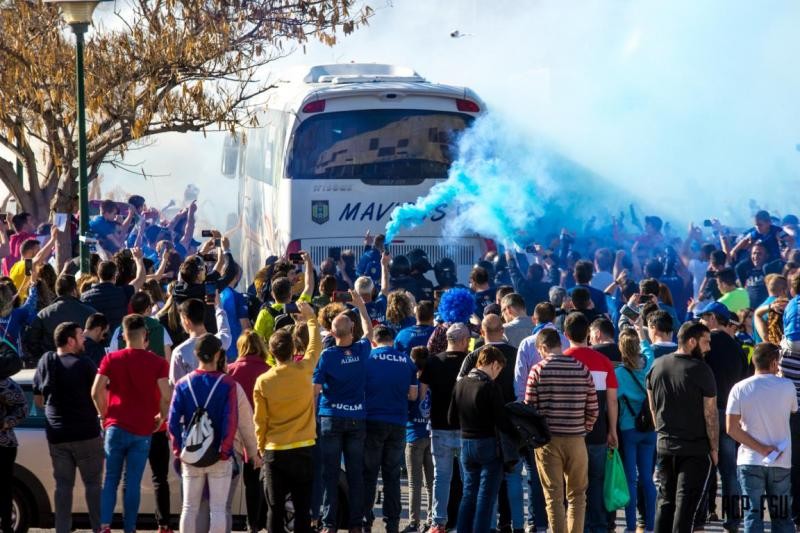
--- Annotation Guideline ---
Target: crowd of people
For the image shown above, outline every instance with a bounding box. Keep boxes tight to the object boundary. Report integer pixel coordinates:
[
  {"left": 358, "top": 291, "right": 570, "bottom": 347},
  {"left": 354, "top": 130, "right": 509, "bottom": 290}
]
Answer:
[{"left": 1, "top": 198, "right": 800, "bottom": 533}]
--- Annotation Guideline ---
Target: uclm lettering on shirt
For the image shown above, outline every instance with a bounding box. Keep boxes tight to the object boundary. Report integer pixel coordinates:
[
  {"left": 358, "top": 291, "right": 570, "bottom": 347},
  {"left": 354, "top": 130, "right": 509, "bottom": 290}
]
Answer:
[{"left": 332, "top": 403, "right": 363, "bottom": 411}]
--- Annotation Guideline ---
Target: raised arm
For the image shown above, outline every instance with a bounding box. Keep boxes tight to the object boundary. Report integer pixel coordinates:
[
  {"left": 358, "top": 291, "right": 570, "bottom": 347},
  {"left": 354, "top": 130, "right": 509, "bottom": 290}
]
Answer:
[
  {"left": 301, "top": 251, "right": 314, "bottom": 299},
  {"left": 380, "top": 251, "right": 391, "bottom": 297},
  {"left": 129, "top": 247, "right": 146, "bottom": 291},
  {"left": 350, "top": 289, "right": 374, "bottom": 341},
  {"left": 299, "top": 302, "right": 322, "bottom": 364},
  {"left": 33, "top": 225, "right": 59, "bottom": 265},
  {"left": 179, "top": 201, "right": 197, "bottom": 251}
]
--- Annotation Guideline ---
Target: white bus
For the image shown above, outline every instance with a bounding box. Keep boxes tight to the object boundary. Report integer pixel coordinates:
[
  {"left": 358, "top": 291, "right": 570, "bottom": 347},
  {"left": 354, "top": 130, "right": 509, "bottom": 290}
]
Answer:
[{"left": 223, "top": 63, "right": 489, "bottom": 283}]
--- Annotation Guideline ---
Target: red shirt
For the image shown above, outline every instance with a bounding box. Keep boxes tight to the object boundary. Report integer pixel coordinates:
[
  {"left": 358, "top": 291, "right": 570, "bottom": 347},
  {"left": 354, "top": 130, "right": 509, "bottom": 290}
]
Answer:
[
  {"left": 98, "top": 348, "right": 169, "bottom": 436},
  {"left": 227, "top": 355, "right": 270, "bottom": 409},
  {"left": 565, "top": 346, "right": 617, "bottom": 445}
]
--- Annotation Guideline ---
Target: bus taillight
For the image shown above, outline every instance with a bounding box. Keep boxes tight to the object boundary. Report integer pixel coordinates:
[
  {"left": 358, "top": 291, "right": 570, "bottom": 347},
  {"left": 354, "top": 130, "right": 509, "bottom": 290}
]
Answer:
[
  {"left": 456, "top": 99, "right": 480, "bottom": 113},
  {"left": 302, "top": 100, "right": 326, "bottom": 113}
]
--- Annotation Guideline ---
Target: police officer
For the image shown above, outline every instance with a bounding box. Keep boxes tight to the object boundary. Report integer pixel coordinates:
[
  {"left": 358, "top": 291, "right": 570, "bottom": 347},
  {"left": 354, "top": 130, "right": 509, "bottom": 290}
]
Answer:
[
  {"left": 434, "top": 258, "right": 459, "bottom": 291},
  {"left": 406, "top": 249, "right": 435, "bottom": 302},
  {"left": 387, "top": 253, "right": 432, "bottom": 303}
]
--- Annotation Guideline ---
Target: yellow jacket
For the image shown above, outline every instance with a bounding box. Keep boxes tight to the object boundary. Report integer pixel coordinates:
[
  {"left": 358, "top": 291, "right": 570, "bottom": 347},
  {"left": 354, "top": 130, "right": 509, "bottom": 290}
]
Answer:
[{"left": 253, "top": 317, "right": 322, "bottom": 450}]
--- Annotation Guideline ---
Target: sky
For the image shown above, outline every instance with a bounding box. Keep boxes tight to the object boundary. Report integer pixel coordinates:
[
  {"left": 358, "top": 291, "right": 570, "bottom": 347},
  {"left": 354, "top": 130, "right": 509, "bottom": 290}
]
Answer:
[{"left": 5, "top": 0, "right": 800, "bottom": 233}]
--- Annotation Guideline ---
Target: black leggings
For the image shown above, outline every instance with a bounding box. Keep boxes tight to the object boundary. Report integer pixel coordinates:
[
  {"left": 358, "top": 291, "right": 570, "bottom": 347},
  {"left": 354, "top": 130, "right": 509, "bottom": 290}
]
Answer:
[
  {"left": 0, "top": 446, "right": 16, "bottom": 533},
  {"left": 243, "top": 460, "right": 266, "bottom": 532},
  {"left": 148, "top": 431, "right": 171, "bottom": 528}
]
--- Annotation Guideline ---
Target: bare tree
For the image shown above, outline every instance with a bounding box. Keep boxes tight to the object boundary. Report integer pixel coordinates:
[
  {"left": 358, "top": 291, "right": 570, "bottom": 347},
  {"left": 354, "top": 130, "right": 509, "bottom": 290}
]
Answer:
[{"left": 0, "top": 0, "right": 370, "bottom": 265}]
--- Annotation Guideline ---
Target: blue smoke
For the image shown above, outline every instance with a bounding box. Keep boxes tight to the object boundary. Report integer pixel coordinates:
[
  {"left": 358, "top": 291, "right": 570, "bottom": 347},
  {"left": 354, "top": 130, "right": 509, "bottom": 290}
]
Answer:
[{"left": 384, "top": 114, "right": 625, "bottom": 246}]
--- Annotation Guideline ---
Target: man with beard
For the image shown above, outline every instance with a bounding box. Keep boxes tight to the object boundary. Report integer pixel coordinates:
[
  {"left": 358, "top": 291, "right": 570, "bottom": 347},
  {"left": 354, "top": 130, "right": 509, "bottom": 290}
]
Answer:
[{"left": 646, "top": 321, "right": 718, "bottom": 533}]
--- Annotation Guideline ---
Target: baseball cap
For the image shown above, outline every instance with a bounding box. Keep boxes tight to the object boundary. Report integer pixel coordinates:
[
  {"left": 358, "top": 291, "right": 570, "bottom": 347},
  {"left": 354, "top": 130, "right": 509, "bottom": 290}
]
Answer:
[
  {"left": 695, "top": 301, "right": 731, "bottom": 322},
  {"left": 446, "top": 322, "right": 470, "bottom": 343},
  {"left": 782, "top": 214, "right": 799, "bottom": 226}
]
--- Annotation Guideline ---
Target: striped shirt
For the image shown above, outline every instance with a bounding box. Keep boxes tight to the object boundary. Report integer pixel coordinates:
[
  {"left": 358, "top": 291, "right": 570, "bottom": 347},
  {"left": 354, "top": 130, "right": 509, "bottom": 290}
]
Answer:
[
  {"left": 525, "top": 354, "right": 599, "bottom": 437},
  {"left": 779, "top": 348, "right": 800, "bottom": 402}
]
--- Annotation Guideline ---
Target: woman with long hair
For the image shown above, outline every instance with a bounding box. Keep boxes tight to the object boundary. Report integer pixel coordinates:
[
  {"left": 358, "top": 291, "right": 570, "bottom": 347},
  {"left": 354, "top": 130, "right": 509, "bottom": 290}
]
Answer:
[
  {"left": 386, "top": 290, "right": 415, "bottom": 332},
  {"left": 615, "top": 325, "right": 657, "bottom": 533},
  {"left": 227, "top": 330, "right": 269, "bottom": 533}
]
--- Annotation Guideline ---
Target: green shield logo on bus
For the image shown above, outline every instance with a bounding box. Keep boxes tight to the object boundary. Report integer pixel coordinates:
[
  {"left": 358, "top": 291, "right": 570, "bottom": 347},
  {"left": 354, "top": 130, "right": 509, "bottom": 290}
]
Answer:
[{"left": 312, "top": 200, "right": 329, "bottom": 225}]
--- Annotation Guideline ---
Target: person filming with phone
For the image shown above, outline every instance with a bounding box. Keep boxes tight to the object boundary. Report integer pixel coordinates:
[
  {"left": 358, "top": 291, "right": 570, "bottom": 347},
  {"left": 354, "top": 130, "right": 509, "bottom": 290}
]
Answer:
[
  {"left": 253, "top": 251, "right": 314, "bottom": 345},
  {"left": 9, "top": 224, "right": 59, "bottom": 301}
]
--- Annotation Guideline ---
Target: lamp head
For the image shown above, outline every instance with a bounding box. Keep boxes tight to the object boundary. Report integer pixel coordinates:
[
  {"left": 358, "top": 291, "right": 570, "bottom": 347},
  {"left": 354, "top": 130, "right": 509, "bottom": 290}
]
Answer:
[{"left": 44, "top": 0, "right": 104, "bottom": 26}]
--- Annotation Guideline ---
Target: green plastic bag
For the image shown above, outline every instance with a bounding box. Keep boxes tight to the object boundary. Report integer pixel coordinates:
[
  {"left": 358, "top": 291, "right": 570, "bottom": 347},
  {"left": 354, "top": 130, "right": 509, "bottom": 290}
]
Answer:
[{"left": 603, "top": 447, "right": 630, "bottom": 511}]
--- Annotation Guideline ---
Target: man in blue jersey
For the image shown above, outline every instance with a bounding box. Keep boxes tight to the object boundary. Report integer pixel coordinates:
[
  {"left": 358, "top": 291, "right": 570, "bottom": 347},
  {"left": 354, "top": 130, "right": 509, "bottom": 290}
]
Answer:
[
  {"left": 313, "top": 290, "right": 374, "bottom": 533},
  {"left": 394, "top": 300, "right": 436, "bottom": 356},
  {"left": 362, "top": 326, "right": 418, "bottom": 533},
  {"left": 219, "top": 266, "right": 251, "bottom": 361}
]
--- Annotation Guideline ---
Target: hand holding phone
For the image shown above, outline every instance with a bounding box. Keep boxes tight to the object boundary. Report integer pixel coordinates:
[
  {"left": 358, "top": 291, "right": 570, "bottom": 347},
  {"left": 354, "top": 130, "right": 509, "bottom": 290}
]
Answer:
[
  {"left": 334, "top": 291, "right": 352, "bottom": 303},
  {"left": 620, "top": 304, "right": 640, "bottom": 321},
  {"left": 24, "top": 259, "right": 33, "bottom": 277},
  {"left": 289, "top": 253, "right": 304, "bottom": 264},
  {"left": 201, "top": 230, "right": 213, "bottom": 238},
  {"left": 204, "top": 281, "right": 217, "bottom": 305},
  {"left": 283, "top": 302, "right": 300, "bottom": 314}
]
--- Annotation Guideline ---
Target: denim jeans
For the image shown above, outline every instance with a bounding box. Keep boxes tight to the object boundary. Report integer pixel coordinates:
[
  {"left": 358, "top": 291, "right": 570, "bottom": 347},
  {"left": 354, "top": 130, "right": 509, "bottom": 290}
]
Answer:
[
  {"left": 49, "top": 437, "right": 105, "bottom": 533},
  {"left": 738, "top": 465, "right": 794, "bottom": 533},
  {"left": 319, "top": 415, "right": 366, "bottom": 529},
  {"left": 620, "top": 429, "right": 657, "bottom": 531},
  {"left": 430, "top": 429, "right": 461, "bottom": 526},
  {"left": 718, "top": 409, "right": 742, "bottom": 528},
  {"left": 458, "top": 437, "right": 503, "bottom": 533},
  {"left": 100, "top": 426, "right": 152, "bottom": 532},
  {"left": 180, "top": 459, "right": 234, "bottom": 533},
  {"left": 363, "top": 420, "right": 406, "bottom": 532},
  {"left": 585, "top": 443, "right": 608, "bottom": 533},
  {"left": 492, "top": 457, "right": 524, "bottom": 530},
  {"left": 522, "top": 445, "right": 549, "bottom": 530},
  {"left": 405, "top": 437, "right": 434, "bottom": 526}
]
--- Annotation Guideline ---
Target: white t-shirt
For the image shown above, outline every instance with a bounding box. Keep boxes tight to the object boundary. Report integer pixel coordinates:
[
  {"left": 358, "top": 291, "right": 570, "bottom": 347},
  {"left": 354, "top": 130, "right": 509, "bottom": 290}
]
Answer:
[
  {"left": 726, "top": 374, "right": 798, "bottom": 468},
  {"left": 688, "top": 259, "right": 709, "bottom": 299}
]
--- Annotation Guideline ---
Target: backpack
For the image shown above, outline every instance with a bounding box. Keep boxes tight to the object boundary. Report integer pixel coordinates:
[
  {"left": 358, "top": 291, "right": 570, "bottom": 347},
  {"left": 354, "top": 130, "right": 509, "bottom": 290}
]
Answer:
[
  {"left": 621, "top": 367, "right": 655, "bottom": 433},
  {"left": 180, "top": 373, "right": 225, "bottom": 467},
  {"left": 265, "top": 304, "right": 293, "bottom": 333}
]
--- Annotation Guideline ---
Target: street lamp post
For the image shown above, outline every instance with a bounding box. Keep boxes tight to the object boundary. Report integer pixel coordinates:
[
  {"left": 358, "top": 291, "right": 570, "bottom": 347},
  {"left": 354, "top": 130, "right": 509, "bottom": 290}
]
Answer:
[{"left": 44, "top": 0, "right": 105, "bottom": 275}]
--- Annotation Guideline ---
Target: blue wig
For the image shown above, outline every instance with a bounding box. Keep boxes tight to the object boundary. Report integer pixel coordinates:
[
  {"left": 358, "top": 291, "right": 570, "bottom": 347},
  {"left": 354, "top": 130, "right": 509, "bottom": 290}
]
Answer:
[{"left": 438, "top": 287, "right": 476, "bottom": 324}]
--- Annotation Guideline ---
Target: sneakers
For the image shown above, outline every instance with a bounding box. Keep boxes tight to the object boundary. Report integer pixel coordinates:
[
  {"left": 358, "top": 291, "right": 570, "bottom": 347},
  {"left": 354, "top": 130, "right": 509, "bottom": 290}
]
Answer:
[
  {"left": 427, "top": 525, "right": 447, "bottom": 533},
  {"left": 402, "top": 523, "right": 420, "bottom": 533},
  {"left": 158, "top": 527, "right": 174, "bottom": 533}
]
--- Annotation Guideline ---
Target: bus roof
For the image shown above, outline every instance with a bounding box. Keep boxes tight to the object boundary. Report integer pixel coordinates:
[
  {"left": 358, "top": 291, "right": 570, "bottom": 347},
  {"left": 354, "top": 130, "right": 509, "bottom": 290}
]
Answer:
[{"left": 264, "top": 63, "right": 484, "bottom": 115}]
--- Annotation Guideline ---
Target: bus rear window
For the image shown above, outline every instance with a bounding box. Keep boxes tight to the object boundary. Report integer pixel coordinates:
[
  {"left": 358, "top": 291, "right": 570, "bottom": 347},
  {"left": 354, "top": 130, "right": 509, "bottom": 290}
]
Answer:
[{"left": 287, "top": 110, "right": 474, "bottom": 181}]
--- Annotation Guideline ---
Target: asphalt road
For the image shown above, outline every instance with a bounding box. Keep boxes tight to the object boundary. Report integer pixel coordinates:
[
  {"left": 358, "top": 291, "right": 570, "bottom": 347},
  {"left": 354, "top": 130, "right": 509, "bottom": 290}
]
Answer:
[{"left": 27, "top": 482, "right": 761, "bottom": 533}]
